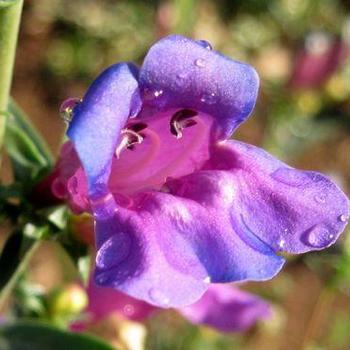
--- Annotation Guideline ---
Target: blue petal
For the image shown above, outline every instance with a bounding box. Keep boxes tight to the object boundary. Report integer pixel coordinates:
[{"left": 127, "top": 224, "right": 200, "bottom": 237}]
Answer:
[
  {"left": 139, "top": 35, "right": 259, "bottom": 139},
  {"left": 67, "top": 63, "right": 141, "bottom": 198}
]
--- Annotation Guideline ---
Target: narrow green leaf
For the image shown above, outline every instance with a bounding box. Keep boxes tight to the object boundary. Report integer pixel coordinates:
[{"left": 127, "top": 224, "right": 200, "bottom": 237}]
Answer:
[
  {"left": 0, "top": 322, "right": 115, "bottom": 350},
  {"left": 8, "top": 100, "right": 53, "bottom": 165},
  {"left": 4, "top": 101, "right": 54, "bottom": 183},
  {"left": 0, "top": 239, "right": 41, "bottom": 310}
]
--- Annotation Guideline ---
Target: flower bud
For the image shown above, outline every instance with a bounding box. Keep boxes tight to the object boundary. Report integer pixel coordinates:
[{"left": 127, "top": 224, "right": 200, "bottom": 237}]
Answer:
[{"left": 49, "top": 283, "right": 88, "bottom": 317}]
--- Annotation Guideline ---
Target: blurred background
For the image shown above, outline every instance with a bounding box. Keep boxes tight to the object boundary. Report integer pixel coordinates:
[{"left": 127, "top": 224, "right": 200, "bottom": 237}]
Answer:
[{"left": 4, "top": 0, "right": 350, "bottom": 349}]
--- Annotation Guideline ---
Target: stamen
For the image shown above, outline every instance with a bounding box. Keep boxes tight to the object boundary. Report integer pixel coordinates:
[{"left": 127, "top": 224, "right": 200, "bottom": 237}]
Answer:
[
  {"left": 115, "top": 128, "right": 144, "bottom": 158},
  {"left": 170, "top": 109, "right": 198, "bottom": 139}
]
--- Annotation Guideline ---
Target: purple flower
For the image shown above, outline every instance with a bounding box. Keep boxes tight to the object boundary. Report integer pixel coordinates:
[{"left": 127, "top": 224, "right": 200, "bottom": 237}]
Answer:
[
  {"left": 178, "top": 284, "right": 271, "bottom": 332},
  {"left": 80, "top": 278, "right": 271, "bottom": 333},
  {"left": 289, "top": 32, "right": 347, "bottom": 89},
  {"left": 58, "top": 35, "right": 349, "bottom": 308}
]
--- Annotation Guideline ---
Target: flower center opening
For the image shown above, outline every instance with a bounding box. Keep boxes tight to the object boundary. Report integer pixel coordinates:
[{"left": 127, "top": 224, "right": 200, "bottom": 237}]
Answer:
[{"left": 108, "top": 108, "right": 213, "bottom": 196}]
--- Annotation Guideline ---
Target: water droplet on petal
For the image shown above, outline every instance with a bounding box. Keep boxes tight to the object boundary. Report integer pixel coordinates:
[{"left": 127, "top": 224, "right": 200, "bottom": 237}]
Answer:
[
  {"left": 96, "top": 233, "right": 131, "bottom": 269},
  {"left": 194, "top": 58, "right": 206, "bottom": 68},
  {"left": 154, "top": 90, "right": 163, "bottom": 97},
  {"left": 278, "top": 238, "right": 286, "bottom": 249},
  {"left": 303, "top": 225, "right": 335, "bottom": 248},
  {"left": 142, "top": 88, "right": 164, "bottom": 102},
  {"left": 314, "top": 194, "right": 326, "bottom": 204},
  {"left": 200, "top": 92, "right": 216, "bottom": 104},
  {"left": 339, "top": 214, "right": 348, "bottom": 222},
  {"left": 59, "top": 97, "right": 81, "bottom": 123},
  {"left": 148, "top": 288, "right": 170, "bottom": 306},
  {"left": 197, "top": 40, "right": 212, "bottom": 50}
]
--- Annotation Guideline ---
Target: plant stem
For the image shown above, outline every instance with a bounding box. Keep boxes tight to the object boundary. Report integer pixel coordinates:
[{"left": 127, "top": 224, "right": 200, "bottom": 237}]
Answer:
[
  {"left": 300, "top": 287, "right": 334, "bottom": 348},
  {"left": 0, "top": 0, "right": 23, "bottom": 150},
  {"left": 0, "top": 240, "right": 42, "bottom": 312}
]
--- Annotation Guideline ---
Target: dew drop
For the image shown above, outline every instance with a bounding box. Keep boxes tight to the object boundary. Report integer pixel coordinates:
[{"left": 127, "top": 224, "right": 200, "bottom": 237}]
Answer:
[
  {"left": 339, "top": 214, "right": 348, "bottom": 222},
  {"left": 303, "top": 225, "right": 335, "bottom": 248},
  {"left": 314, "top": 194, "right": 326, "bottom": 204},
  {"left": 278, "top": 239, "right": 286, "bottom": 249},
  {"left": 200, "top": 92, "right": 216, "bottom": 104},
  {"left": 59, "top": 97, "right": 81, "bottom": 123},
  {"left": 194, "top": 58, "right": 206, "bottom": 68},
  {"left": 148, "top": 288, "right": 170, "bottom": 306},
  {"left": 96, "top": 233, "right": 131, "bottom": 269},
  {"left": 197, "top": 40, "right": 212, "bottom": 50},
  {"left": 142, "top": 88, "right": 163, "bottom": 102}
]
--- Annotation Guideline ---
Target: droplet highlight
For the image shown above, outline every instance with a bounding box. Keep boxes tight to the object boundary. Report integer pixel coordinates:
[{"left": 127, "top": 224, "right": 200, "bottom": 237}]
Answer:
[
  {"left": 194, "top": 58, "right": 206, "bottom": 68},
  {"left": 142, "top": 88, "right": 164, "bottom": 102},
  {"left": 200, "top": 92, "right": 216, "bottom": 104},
  {"left": 148, "top": 288, "right": 170, "bottom": 306},
  {"left": 339, "top": 214, "right": 348, "bottom": 222},
  {"left": 278, "top": 238, "right": 286, "bottom": 249},
  {"left": 303, "top": 225, "right": 335, "bottom": 248},
  {"left": 59, "top": 97, "right": 81, "bottom": 123},
  {"left": 203, "top": 276, "right": 211, "bottom": 284},
  {"left": 314, "top": 194, "right": 326, "bottom": 204},
  {"left": 96, "top": 233, "right": 131, "bottom": 269},
  {"left": 197, "top": 40, "right": 212, "bottom": 50}
]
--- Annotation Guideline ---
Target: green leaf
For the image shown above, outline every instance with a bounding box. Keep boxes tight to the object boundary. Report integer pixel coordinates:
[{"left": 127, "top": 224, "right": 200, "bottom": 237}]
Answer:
[
  {"left": 8, "top": 101, "right": 53, "bottom": 164},
  {"left": 4, "top": 101, "right": 53, "bottom": 184},
  {"left": 0, "top": 322, "right": 115, "bottom": 350},
  {"left": 0, "top": 238, "right": 41, "bottom": 310},
  {"left": 0, "top": 232, "right": 40, "bottom": 291}
]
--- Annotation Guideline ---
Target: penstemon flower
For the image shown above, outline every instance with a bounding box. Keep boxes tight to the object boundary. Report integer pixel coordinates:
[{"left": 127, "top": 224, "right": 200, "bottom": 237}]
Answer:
[{"left": 54, "top": 35, "right": 349, "bottom": 308}]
